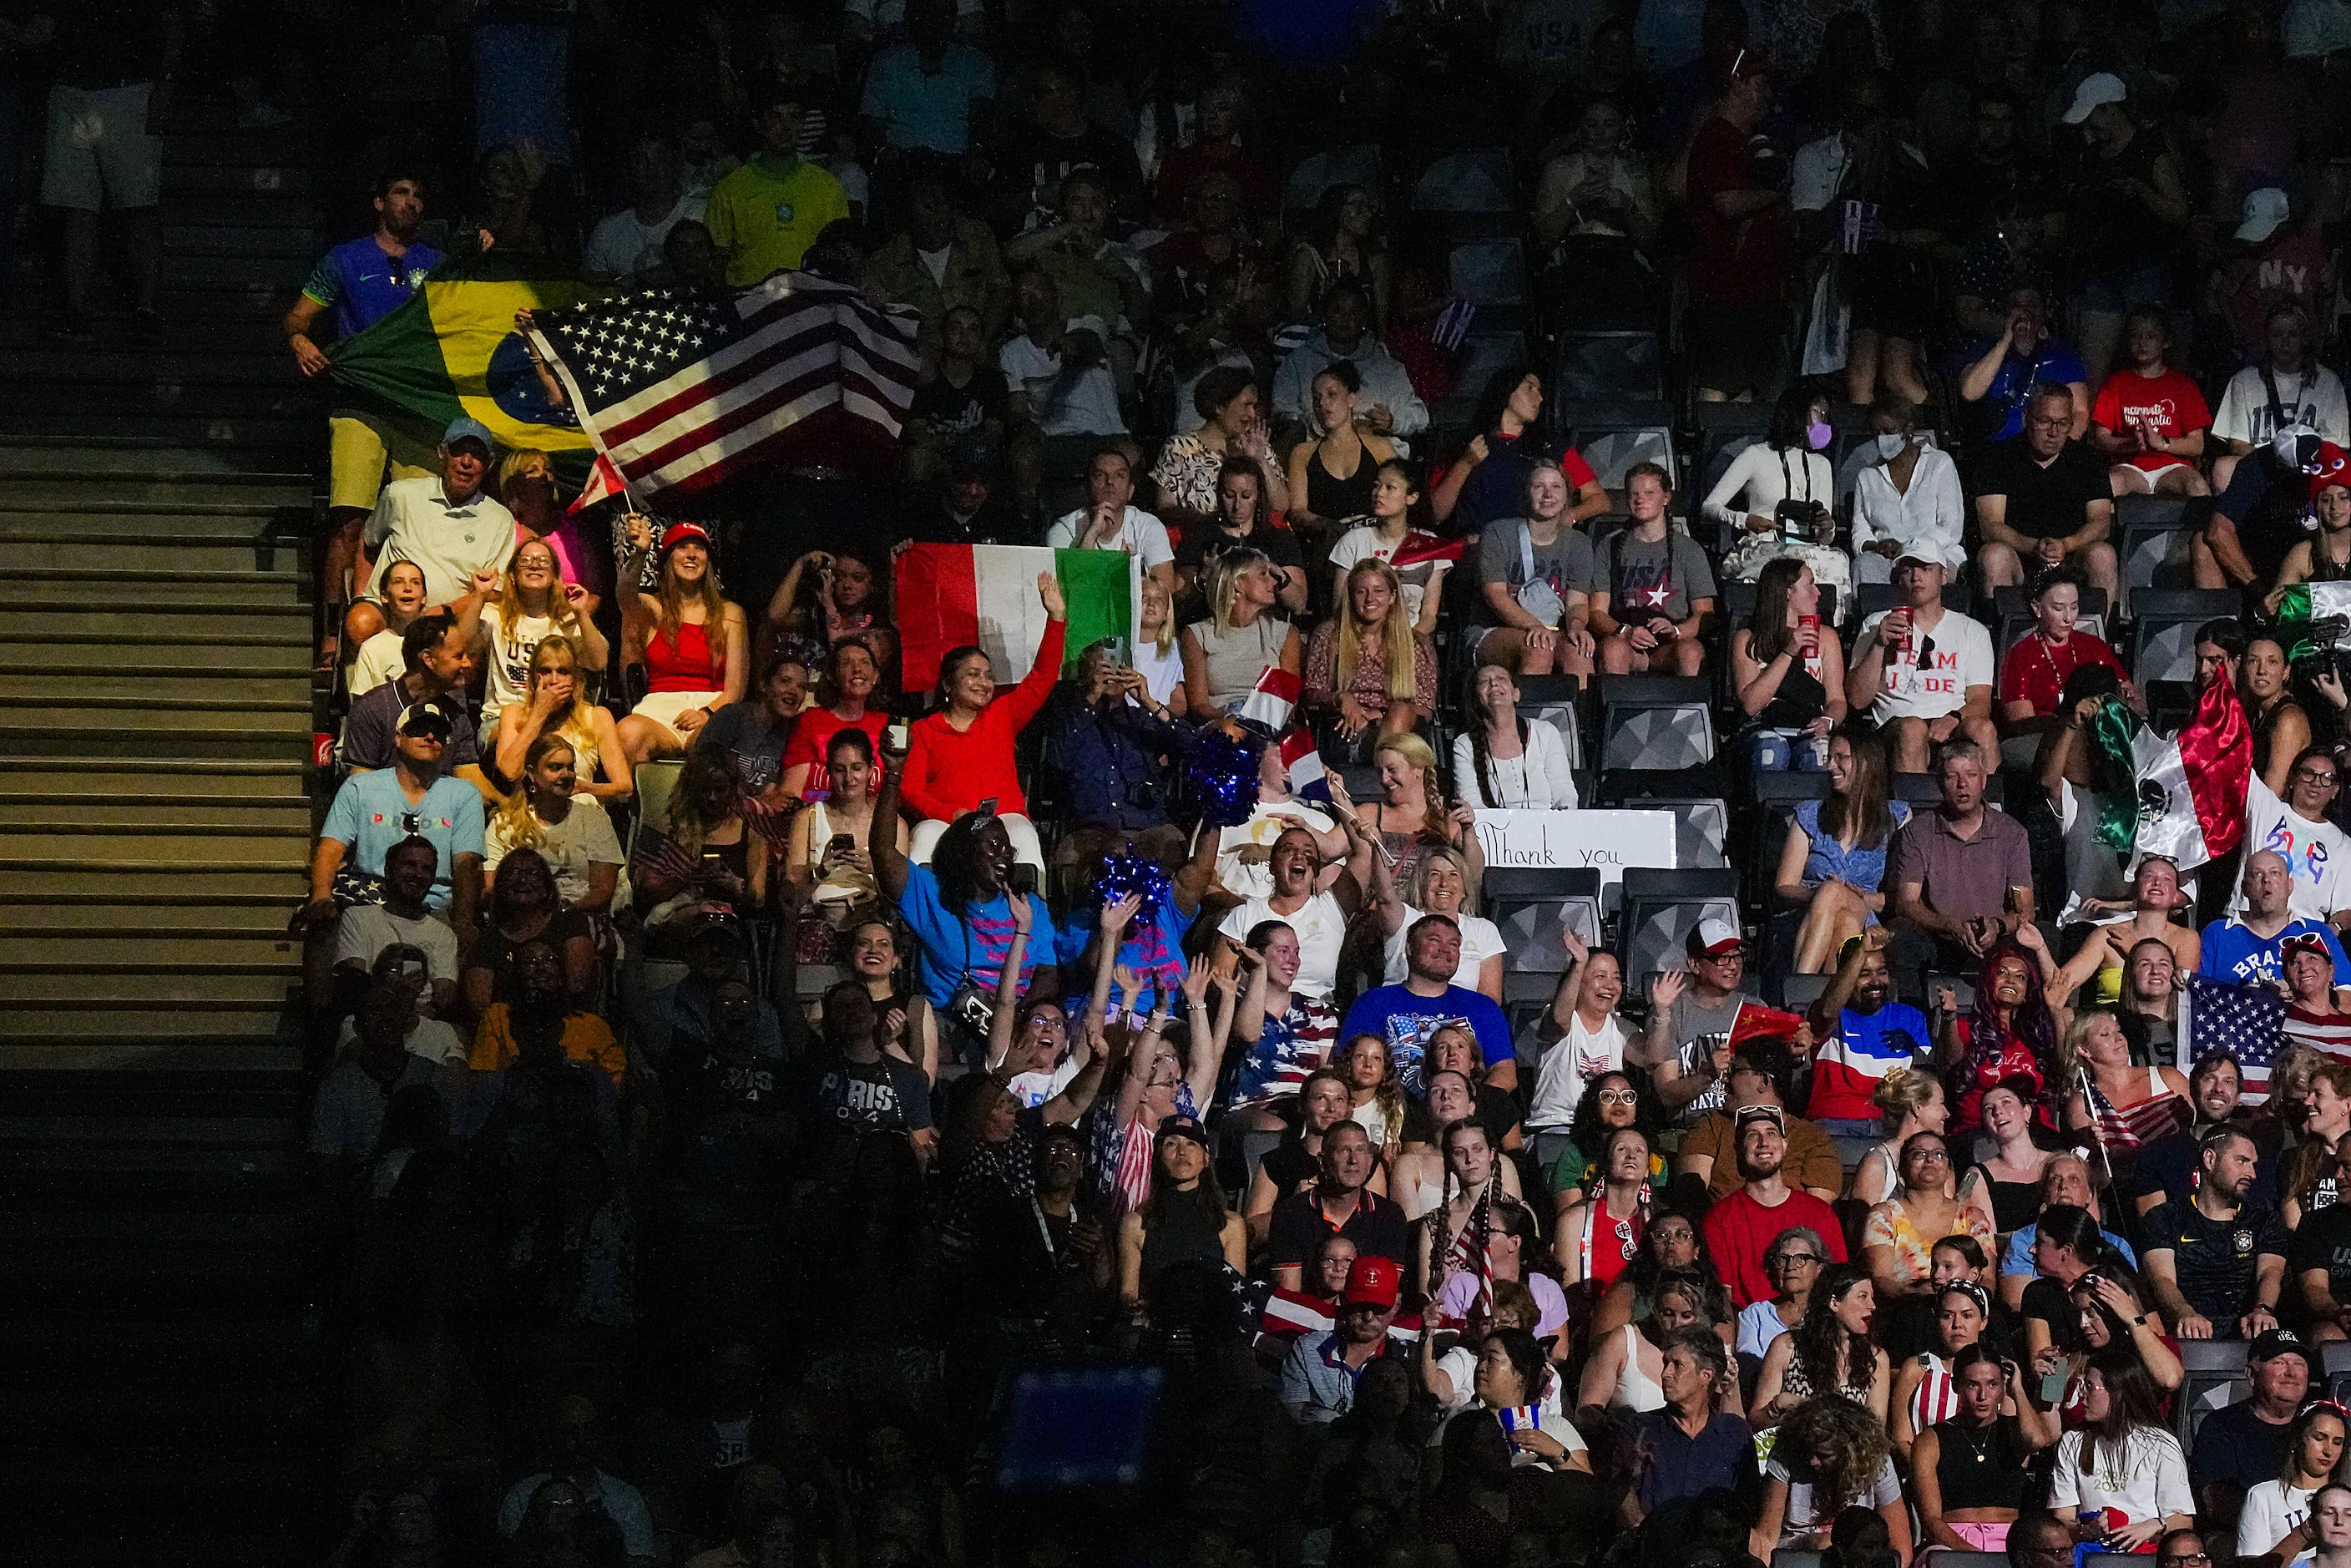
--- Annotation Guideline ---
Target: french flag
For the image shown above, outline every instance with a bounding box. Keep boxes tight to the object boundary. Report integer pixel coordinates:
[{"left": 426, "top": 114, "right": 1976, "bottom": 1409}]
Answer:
[
  {"left": 1278, "top": 726, "right": 1330, "bottom": 802},
  {"left": 1240, "top": 666, "right": 1302, "bottom": 732}
]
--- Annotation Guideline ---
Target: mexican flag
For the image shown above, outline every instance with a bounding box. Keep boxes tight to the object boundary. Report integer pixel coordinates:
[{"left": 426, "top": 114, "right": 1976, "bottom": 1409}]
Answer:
[
  {"left": 895, "top": 544, "right": 1141, "bottom": 690},
  {"left": 2085, "top": 674, "right": 2253, "bottom": 873},
  {"left": 2275, "top": 581, "right": 2351, "bottom": 660},
  {"left": 329, "top": 257, "right": 598, "bottom": 467}
]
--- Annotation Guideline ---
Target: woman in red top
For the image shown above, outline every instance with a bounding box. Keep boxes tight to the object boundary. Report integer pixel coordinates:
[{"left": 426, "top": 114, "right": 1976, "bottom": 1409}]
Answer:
[
  {"left": 777, "top": 639, "right": 887, "bottom": 802},
  {"left": 2089, "top": 308, "right": 2211, "bottom": 499},
  {"left": 1997, "top": 565, "right": 2126, "bottom": 742},
  {"left": 902, "top": 569, "right": 1066, "bottom": 874},
  {"left": 615, "top": 522, "right": 749, "bottom": 764}
]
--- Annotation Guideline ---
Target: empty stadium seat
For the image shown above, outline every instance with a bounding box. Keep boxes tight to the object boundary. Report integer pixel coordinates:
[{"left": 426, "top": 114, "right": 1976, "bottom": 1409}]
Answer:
[
  {"left": 1597, "top": 675, "right": 1716, "bottom": 772},
  {"left": 1553, "top": 330, "right": 1664, "bottom": 403},
  {"left": 1618, "top": 866, "right": 1742, "bottom": 976},
  {"left": 1592, "top": 784, "right": 1730, "bottom": 868},
  {"left": 2175, "top": 1337, "right": 2252, "bottom": 1449},
  {"left": 1448, "top": 238, "right": 1529, "bottom": 308},
  {"left": 2117, "top": 493, "right": 2212, "bottom": 610},
  {"left": 1484, "top": 866, "right": 1605, "bottom": 969}
]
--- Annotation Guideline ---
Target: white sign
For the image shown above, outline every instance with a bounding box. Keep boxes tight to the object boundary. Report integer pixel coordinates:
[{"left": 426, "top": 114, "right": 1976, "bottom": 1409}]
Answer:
[{"left": 1471, "top": 809, "right": 1677, "bottom": 897}]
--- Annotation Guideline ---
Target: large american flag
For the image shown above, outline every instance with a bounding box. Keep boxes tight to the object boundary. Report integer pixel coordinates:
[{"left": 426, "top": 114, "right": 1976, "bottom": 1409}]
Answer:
[
  {"left": 527, "top": 271, "right": 919, "bottom": 503},
  {"left": 2182, "top": 974, "right": 2287, "bottom": 1104}
]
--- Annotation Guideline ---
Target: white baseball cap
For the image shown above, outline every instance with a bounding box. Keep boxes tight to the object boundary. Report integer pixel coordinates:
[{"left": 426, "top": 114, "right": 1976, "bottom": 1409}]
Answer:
[
  {"left": 2237, "top": 187, "right": 2291, "bottom": 245},
  {"left": 1689, "top": 917, "right": 1747, "bottom": 958},
  {"left": 2062, "top": 72, "right": 2127, "bottom": 124}
]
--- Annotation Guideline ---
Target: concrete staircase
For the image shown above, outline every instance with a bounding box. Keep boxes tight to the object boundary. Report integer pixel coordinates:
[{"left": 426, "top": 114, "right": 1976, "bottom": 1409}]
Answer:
[{"left": 0, "top": 96, "right": 331, "bottom": 1564}]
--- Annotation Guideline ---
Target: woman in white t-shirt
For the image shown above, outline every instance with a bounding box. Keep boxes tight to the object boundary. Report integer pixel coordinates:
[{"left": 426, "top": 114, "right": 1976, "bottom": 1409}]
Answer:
[
  {"left": 1373, "top": 845, "right": 1504, "bottom": 999},
  {"left": 480, "top": 538, "right": 608, "bottom": 741},
  {"left": 1707, "top": 384, "right": 1845, "bottom": 589},
  {"left": 2046, "top": 1352, "right": 2194, "bottom": 1553},
  {"left": 1213, "top": 821, "right": 1363, "bottom": 1002},
  {"left": 1751, "top": 1395, "right": 1913, "bottom": 1560},
  {"left": 486, "top": 734, "right": 625, "bottom": 913},
  {"left": 1326, "top": 459, "right": 1450, "bottom": 635},
  {"left": 346, "top": 559, "right": 430, "bottom": 697},
  {"left": 2238, "top": 1404, "right": 2346, "bottom": 1560},
  {"left": 1524, "top": 928, "right": 1631, "bottom": 1141}
]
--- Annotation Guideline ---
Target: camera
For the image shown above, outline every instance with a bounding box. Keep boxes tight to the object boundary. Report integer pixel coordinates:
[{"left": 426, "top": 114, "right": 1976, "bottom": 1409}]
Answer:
[{"left": 1775, "top": 498, "right": 1829, "bottom": 541}]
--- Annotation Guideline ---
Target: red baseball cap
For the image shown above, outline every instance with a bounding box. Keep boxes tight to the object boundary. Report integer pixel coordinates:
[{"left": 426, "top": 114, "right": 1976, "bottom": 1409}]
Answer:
[
  {"left": 658, "top": 521, "right": 713, "bottom": 558},
  {"left": 1342, "top": 1255, "right": 1400, "bottom": 1310}
]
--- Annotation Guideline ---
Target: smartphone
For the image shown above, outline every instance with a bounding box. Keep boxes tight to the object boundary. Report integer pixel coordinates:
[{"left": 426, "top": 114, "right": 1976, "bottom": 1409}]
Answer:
[
  {"left": 977, "top": 797, "right": 999, "bottom": 818},
  {"left": 886, "top": 721, "right": 910, "bottom": 751},
  {"left": 2039, "top": 1371, "right": 2068, "bottom": 1405},
  {"left": 1009, "top": 864, "right": 1039, "bottom": 899},
  {"left": 827, "top": 833, "right": 855, "bottom": 858}
]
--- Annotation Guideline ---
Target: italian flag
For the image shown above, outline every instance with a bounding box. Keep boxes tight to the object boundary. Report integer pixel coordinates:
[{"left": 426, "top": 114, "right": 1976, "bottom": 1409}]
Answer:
[
  {"left": 2123, "top": 673, "right": 2253, "bottom": 873},
  {"left": 895, "top": 544, "right": 1141, "bottom": 690}
]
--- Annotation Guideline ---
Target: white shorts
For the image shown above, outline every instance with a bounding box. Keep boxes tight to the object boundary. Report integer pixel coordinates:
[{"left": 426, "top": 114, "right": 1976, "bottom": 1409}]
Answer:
[
  {"left": 42, "top": 83, "right": 162, "bottom": 212},
  {"left": 630, "top": 690, "right": 724, "bottom": 739}
]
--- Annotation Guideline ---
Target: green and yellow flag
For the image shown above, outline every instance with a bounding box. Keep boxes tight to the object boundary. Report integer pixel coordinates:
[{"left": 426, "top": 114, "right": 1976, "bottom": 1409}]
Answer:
[{"left": 329, "top": 256, "right": 599, "bottom": 464}]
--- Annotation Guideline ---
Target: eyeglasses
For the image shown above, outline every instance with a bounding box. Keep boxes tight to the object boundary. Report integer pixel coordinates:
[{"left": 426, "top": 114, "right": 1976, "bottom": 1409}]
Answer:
[
  {"left": 2294, "top": 767, "right": 2341, "bottom": 788},
  {"left": 2027, "top": 414, "right": 2072, "bottom": 429},
  {"left": 1772, "top": 1252, "right": 1824, "bottom": 1267},
  {"left": 1595, "top": 1090, "right": 1638, "bottom": 1105},
  {"left": 1909, "top": 1148, "right": 1951, "bottom": 1163},
  {"left": 2159, "top": 1554, "right": 2212, "bottom": 1565}
]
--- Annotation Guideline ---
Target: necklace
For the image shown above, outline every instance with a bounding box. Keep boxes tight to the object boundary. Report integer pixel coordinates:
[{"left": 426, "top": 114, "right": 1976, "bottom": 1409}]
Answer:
[{"left": 1953, "top": 1423, "right": 1997, "bottom": 1465}]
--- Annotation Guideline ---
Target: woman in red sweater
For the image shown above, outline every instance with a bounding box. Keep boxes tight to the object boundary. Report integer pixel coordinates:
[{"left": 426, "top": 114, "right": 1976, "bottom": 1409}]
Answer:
[{"left": 903, "top": 570, "right": 1066, "bottom": 874}]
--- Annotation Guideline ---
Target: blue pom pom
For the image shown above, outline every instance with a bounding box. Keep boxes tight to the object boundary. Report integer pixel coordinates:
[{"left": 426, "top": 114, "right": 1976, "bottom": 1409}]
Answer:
[
  {"left": 1097, "top": 853, "right": 1173, "bottom": 921},
  {"left": 1187, "top": 729, "right": 1259, "bottom": 828}
]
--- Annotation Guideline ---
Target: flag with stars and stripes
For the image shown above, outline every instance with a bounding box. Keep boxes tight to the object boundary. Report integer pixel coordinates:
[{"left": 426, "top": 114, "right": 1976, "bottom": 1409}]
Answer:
[
  {"left": 2181, "top": 973, "right": 2287, "bottom": 1104},
  {"left": 525, "top": 271, "right": 919, "bottom": 503}
]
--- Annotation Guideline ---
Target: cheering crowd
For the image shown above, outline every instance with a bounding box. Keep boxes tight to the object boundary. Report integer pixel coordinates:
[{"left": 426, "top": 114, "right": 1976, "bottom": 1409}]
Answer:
[{"left": 23, "top": 0, "right": 2351, "bottom": 1562}]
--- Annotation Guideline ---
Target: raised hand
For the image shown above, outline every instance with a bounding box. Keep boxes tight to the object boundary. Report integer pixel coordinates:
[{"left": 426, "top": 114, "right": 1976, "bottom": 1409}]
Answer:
[
  {"left": 1100, "top": 893, "right": 1141, "bottom": 933},
  {"left": 1181, "top": 953, "right": 1215, "bottom": 1007},
  {"left": 1038, "top": 569, "right": 1067, "bottom": 620},
  {"left": 1650, "top": 969, "right": 1686, "bottom": 1009}
]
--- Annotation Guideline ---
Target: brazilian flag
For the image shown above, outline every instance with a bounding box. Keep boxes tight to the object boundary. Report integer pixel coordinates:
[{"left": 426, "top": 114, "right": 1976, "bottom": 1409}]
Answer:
[{"left": 329, "top": 255, "right": 600, "bottom": 474}]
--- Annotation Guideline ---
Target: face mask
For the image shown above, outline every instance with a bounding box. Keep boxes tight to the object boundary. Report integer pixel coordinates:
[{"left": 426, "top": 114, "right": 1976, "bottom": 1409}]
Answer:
[
  {"left": 1876, "top": 432, "right": 1907, "bottom": 460},
  {"left": 1806, "top": 419, "right": 1833, "bottom": 452}
]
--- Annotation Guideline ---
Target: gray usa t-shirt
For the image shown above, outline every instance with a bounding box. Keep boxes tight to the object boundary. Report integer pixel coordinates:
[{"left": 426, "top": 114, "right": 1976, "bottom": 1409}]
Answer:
[
  {"left": 1476, "top": 517, "right": 1596, "bottom": 623},
  {"left": 1598, "top": 529, "right": 1716, "bottom": 624}
]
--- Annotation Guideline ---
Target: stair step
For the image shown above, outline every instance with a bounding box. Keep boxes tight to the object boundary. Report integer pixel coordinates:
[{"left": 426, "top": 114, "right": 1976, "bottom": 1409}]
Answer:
[
  {"left": 0, "top": 795, "right": 312, "bottom": 829},
  {"left": 167, "top": 162, "right": 315, "bottom": 198},
  {"left": 0, "top": 538, "right": 305, "bottom": 572},
  {"left": 0, "top": 906, "right": 304, "bottom": 934},
  {"left": 0, "top": 827, "right": 308, "bottom": 858},
  {"left": 0, "top": 756, "right": 310, "bottom": 787},
  {"left": 0, "top": 443, "right": 311, "bottom": 478},
  {"left": 0, "top": 381, "right": 314, "bottom": 420},
  {"left": 9, "top": 604, "right": 311, "bottom": 640},
  {"left": 0, "top": 481, "right": 313, "bottom": 512},
  {"left": 0, "top": 646, "right": 311, "bottom": 678},
  {"left": 0, "top": 569, "right": 308, "bottom": 605},
  {"left": 0, "top": 857, "right": 305, "bottom": 897},
  {"left": 163, "top": 225, "right": 319, "bottom": 259},
  {"left": 0, "top": 672, "right": 311, "bottom": 703},
  {"left": 0, "top": 347, "right": 301, "bottom": 385},
  {"left": 0, "top": 412, "right": 313, "bottom": 451},
  {"left": 0, "top": 1006, "right": 295, "bottom": 1039},
  {"left": 0, "top": 931, "right": 306, "bottom": 965}
]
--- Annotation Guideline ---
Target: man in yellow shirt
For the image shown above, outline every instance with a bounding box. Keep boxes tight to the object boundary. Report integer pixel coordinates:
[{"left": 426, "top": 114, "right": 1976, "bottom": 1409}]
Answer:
[{"left": 705, "top": 83, "right": 852, "bottom": 287}]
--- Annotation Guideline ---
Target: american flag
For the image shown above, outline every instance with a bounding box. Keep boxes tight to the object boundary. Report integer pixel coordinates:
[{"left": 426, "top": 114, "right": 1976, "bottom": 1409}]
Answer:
[
  {"left": 2182, "top": 974, "right": 2288, "bottom": 1105},
  {"left": 527, "top": 271, "right": 918, "bottom": 504},
  {"left": 2288, "top": 1006, "right": 2351, "bottom": 1064}
]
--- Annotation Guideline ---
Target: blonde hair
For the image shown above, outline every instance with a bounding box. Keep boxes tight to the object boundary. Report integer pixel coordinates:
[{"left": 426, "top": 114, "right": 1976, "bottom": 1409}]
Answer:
[
  {"left": 493, "top": 731, "right": 576, "bottom": 853},
  {"left": 1208, "top": 548, "right": 1271, "bottom": 631},
  {"left": 519, "top": 634, "right": 601, "bottom": 773},
  {"left": 497, "top": 448, "right": 555, "bottom": 497},
  {"left": 493, "top": 536, "right": 584, "bottom": 644},
  {"left": 1375, "top": 731, "right": 1444, "bottom": 822},
  {"left": 1872, "top": 1065, "right": 1939, "bottom": 1129},
  {"left": 1407, "top": 843, "right": 1472, "bottom": 908},
  {"left": 1139, "top": 572, "right": 1176, "bottom": 657},
  {"left": 1335, "top": 558, "right": 1418, "bottom": 703}
]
